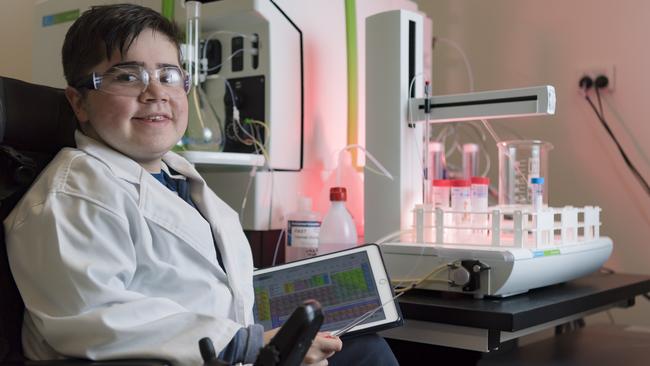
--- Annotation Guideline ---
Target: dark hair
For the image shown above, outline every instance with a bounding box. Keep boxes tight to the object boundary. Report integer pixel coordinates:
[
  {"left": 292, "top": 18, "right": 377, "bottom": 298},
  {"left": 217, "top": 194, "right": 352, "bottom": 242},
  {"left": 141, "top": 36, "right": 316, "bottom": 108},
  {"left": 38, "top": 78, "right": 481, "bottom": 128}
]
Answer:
[{"left": 62, "top": 3, "right": 182, "bottom": 86}]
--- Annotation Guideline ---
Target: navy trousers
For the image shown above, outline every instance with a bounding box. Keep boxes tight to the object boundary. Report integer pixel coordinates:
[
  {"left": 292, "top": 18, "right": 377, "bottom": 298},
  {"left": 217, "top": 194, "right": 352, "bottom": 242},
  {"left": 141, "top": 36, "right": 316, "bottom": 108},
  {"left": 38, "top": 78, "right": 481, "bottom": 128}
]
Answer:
[{"left": 328, "top": 333, "right": 399, "bottom": 366}]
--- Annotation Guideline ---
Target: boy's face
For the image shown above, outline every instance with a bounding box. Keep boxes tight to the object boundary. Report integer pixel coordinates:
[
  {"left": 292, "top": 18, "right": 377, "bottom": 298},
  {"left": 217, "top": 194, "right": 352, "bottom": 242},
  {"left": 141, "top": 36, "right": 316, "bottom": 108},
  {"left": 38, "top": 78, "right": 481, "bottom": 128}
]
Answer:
[{"left": 66, "top": 29, "right": 188, "bottom": 172}]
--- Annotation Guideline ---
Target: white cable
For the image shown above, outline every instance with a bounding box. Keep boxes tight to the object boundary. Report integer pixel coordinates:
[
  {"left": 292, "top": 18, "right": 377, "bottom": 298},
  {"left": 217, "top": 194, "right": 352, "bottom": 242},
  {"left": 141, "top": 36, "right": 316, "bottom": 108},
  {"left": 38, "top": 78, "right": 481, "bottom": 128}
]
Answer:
[
  {"left": 374, "top": 229, "right": 412, "bottom": 245},
  {"left": 435, "top": 37, "right": 475, "bottom": 92},
  {"left": 336, "top": 144, "right": 393, "bottom": 186},
  {"left": 408, "top": 73, "right": 427, "bottom": 183},
  {"left": 204, "top": 48, "right": 258, "bottom": 72},
  {"left": 271, "top": 228, "right": 285, "bottom": 267},
  {"left": 240, "top": 165, "right": 257, "bottom": 223},
  {"left": 434, "top": 37, "right": 503, "bottom": 144}
]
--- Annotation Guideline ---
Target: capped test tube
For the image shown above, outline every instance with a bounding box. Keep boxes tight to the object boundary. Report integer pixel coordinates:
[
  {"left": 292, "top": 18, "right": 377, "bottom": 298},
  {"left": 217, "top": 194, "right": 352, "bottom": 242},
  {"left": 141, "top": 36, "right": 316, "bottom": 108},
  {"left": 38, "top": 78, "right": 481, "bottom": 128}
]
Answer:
[
  {"left": 462, "top": 143, "right": 479, "bottom": 179},
  {"left": 530, "top": 177, "right": 544, "bottom": 210},
  {"left": 432, "top": 179, "right": 451, "bottom": 208}
]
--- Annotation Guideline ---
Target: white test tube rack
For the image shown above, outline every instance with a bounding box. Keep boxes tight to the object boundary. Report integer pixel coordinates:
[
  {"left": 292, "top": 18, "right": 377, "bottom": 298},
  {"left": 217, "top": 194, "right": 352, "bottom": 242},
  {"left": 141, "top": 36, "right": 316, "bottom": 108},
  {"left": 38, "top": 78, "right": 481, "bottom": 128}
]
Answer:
[{"left": 411, "top": 205, "right": 602, "bottom": 249}]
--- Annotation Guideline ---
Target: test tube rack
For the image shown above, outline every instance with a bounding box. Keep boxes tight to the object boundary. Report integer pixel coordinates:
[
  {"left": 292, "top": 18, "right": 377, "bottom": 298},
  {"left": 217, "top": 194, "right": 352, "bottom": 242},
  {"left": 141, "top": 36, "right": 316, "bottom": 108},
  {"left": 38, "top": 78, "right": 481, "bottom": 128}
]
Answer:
[{"left": 410, "top": 205, "right": 602, "bottom": 249}]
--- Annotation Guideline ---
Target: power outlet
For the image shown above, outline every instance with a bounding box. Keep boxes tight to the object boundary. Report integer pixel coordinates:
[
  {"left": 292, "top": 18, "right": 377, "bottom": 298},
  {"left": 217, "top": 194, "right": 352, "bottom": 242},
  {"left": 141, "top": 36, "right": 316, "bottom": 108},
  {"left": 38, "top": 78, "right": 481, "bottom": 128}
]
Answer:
[{"left": 578, "top": 65, "right": 616, "bottom": 92}]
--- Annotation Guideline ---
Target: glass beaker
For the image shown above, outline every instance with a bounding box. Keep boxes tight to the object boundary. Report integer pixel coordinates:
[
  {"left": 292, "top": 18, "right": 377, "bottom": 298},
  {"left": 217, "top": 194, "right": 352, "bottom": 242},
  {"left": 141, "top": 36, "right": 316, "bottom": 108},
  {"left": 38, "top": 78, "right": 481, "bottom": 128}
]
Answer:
[{"left": 497, "top": 140, "right": 553, "bottom": 208}]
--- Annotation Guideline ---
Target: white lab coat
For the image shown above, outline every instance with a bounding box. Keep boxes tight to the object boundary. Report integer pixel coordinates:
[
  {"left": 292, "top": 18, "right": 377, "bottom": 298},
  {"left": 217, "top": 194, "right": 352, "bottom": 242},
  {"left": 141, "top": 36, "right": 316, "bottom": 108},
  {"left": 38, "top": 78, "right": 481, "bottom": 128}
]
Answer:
[{"left": 4, "top": 131, "right": 256, "bottom": 365}]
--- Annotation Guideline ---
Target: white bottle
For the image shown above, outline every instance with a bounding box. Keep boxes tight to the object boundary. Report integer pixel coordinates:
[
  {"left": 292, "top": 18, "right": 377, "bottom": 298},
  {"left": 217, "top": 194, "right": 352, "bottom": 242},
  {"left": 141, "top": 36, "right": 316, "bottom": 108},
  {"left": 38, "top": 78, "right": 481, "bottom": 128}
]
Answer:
[
  {"left": 285, "top": 196, "right": 321, "bottom": 262},
  {"left": 318, "top": 187, "right": 357, "bottom": 255}
]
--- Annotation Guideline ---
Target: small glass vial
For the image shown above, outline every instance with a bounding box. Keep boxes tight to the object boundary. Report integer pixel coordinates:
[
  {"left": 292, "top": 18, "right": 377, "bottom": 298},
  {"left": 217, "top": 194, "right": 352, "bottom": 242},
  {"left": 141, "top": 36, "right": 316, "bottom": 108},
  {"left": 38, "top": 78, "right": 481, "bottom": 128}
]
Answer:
[{"left": 530, "top": 177, "right": 544, "bottom": 211}]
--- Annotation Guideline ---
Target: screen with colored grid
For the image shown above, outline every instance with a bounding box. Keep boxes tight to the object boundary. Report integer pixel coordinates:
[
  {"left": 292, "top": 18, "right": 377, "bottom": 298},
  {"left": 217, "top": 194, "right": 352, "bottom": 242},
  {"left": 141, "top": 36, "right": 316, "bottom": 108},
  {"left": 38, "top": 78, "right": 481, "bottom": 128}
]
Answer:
[{"left": 253, "top": 251, "right": 385, "bottom": 331}]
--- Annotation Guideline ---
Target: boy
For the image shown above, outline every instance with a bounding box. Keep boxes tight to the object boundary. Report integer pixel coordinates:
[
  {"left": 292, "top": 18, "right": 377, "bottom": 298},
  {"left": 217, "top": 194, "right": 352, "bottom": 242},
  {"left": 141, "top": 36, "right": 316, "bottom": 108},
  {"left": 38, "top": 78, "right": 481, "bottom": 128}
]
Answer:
[{"left": 4, "top": 4, "right": 397, "bottom": 366}]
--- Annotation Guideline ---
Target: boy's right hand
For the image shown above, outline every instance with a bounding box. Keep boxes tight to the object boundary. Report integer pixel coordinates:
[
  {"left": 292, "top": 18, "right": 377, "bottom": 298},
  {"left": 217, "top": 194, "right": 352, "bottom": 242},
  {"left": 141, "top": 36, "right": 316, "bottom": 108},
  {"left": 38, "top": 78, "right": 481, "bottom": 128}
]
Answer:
[{"left": 301, "top": 332, "right": 342, "bottom": 365}]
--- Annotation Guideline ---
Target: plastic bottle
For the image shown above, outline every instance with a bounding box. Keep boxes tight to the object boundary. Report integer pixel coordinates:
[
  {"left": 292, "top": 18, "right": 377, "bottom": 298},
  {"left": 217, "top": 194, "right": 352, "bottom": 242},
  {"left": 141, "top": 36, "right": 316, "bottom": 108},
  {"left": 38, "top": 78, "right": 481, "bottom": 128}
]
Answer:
[
  {"left": 285, "top": 196, "right": 321, "bottom": 262},
  {"left": 318, "top": 187, "right": 357, "bottom": 255},
  {"left": 432, "top": 179, "right": 451, "bottom": 208},
  {"left": 470, "top": 177, "right": 490, "bottom": 214}
]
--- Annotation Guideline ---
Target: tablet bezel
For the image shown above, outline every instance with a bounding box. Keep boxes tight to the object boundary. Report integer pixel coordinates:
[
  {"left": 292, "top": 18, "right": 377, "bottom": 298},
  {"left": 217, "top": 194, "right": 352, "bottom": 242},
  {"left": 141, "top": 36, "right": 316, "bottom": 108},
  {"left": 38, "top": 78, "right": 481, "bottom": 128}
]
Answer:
[{"left": 253, "top": 244, "right": 402, "bottom": 335}]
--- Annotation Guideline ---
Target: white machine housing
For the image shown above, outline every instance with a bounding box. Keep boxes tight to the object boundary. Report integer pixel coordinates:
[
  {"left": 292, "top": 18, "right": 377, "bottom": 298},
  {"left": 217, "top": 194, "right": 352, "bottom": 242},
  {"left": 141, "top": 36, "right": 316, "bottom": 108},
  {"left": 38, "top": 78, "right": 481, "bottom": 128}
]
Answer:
[
  {"left": 382, "top": 205, "right": 613, "bottom": 297},
  {"left": 365, "top": 9, "right": 611, "bottom": 297},
  {"left": 365, "top": 9, "right": 425, "bottom": 242},
  {"left": 177, "top": 0, "right": 302, "bottom": 171}
]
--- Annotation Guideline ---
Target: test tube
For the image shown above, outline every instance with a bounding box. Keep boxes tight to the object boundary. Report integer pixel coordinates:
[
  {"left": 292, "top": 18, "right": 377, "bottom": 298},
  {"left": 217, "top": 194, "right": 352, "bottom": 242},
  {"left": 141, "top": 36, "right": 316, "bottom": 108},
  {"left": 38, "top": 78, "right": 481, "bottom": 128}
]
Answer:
[
  {"left": 430, "top": 142, "right": 446, "bottom": 180},
  {"left": 450, "top": 180, "right": 471, "bottom": 242},
  {"left": 462, "top": 143, "right": 479, "bottom": 180},
  {"left": 530, "top": 177, "right": 544, "bottom": 210},
  {"left": 471, "top": 177, "right": 490, "bottom": 238}
]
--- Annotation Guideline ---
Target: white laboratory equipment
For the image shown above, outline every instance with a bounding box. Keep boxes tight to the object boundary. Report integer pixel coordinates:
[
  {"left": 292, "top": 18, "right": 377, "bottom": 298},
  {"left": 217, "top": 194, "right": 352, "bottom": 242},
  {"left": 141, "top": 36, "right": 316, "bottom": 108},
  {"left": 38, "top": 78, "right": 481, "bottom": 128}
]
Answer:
[
  {"left": 177, "top": 0, "right": 304, "bottom": 231},
  {"left": 365, "top": 9, "right": 611, "bottom": 298}
]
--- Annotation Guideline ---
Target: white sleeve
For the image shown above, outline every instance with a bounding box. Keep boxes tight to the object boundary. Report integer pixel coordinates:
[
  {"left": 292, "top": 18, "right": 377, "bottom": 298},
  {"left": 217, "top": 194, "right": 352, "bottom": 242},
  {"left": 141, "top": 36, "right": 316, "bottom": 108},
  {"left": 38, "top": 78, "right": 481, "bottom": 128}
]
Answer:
[{"left": 6, "top": 193, "right": 241, "bottom": 366}]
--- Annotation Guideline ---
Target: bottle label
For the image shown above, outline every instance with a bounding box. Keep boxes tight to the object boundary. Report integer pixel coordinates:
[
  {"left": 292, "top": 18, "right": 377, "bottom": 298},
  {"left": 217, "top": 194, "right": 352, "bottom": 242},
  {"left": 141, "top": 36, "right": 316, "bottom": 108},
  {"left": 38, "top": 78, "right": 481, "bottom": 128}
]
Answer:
[{"left": 288, "top": 220, "right": 321, "bottom": 248}]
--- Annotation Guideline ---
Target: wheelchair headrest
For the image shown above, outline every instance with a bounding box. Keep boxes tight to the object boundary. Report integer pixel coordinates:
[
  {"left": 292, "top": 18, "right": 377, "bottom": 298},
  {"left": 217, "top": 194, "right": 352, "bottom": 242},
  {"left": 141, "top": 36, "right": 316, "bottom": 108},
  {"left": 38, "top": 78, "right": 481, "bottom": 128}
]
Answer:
[{"left": 0, "top": 76, "right": 77, "bottom": 153}]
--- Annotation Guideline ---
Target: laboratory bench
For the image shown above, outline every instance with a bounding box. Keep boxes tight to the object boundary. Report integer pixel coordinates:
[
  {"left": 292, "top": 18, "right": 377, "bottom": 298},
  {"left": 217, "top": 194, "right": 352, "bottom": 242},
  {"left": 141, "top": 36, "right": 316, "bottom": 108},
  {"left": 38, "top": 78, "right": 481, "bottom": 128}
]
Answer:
[{"left": 382, "top": 272, "right": 650, "bottom": 365}]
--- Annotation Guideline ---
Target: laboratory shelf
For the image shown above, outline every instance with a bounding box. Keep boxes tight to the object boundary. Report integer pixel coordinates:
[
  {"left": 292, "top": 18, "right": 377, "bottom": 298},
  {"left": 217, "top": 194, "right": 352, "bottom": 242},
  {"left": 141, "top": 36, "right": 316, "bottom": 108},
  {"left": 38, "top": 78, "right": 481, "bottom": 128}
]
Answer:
[{"left": 179, "top": 151, "right": 265, "bottom": 167}]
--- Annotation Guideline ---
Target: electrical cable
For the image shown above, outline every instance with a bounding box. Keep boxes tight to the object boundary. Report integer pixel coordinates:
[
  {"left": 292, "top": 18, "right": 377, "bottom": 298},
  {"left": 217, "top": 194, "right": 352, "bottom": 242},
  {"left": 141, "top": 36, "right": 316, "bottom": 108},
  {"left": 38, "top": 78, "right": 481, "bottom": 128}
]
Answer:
[
  {"left": 205, "top": 48, "right": 254, "bottom": 72},
  {"left": 584, "top": 95, "right": 650, "bottom": 195},
  {"left": 596, "top": 87, "right": 605, "bottom": 118},
  {"left": 239, "top": 165, "right": 258, "bottom": 223},
  {"left": 201, "top": 30, "right": 254, "bottom": 61},
  {"left": 392, "top": 263, "right": 450, "bottom": 293},
  {"left": 271, "top": 228, "right": 285, "bottom": 266}
]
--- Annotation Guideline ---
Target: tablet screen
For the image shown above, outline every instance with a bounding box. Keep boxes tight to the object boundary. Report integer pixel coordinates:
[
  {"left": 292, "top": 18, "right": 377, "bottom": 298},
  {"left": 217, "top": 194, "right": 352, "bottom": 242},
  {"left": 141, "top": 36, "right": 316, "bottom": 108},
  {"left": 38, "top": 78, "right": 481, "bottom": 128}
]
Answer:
[{"left": 253, "top": 248, "right": 390, "bottom": 332}]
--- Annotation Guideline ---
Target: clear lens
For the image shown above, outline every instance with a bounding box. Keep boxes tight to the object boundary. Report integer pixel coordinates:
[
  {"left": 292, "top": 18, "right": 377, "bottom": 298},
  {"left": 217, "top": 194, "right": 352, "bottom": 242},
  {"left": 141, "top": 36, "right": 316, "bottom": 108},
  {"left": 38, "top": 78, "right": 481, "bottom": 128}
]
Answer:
[{"left": 97, "top": 65, "right": 188, "bottom": 97}]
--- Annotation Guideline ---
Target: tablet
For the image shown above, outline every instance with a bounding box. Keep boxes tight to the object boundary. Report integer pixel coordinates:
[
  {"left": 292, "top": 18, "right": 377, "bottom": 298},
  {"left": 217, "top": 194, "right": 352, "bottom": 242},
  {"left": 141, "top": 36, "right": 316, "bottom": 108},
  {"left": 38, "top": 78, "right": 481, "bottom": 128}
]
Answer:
[{"left": 253, "top": 244, "right": 402, "bottom": 335}]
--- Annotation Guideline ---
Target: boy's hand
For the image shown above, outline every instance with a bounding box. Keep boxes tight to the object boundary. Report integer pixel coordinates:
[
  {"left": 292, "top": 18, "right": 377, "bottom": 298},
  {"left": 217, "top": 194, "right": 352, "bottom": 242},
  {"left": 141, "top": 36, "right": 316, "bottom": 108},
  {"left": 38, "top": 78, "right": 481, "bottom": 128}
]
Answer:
[
  {"left": 301, "top": 332, "right": 342, "bottom": 365},
  {"left": 263, "top": 328, "right": 280, "bottom": 345}
]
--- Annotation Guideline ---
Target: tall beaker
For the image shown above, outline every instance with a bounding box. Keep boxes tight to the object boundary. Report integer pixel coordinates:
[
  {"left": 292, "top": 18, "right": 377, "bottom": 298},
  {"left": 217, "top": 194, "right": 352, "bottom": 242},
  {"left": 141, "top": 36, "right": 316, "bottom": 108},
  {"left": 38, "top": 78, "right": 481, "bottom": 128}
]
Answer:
[{"left": 497, "top": 140, "right": 553, "bottom": 208}]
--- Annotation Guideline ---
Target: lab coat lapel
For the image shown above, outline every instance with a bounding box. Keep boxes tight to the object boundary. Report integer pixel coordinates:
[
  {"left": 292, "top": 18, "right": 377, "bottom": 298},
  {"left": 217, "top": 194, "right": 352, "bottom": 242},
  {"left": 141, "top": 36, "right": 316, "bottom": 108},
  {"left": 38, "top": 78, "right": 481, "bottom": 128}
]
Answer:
[
  {"left": 139, "top": 173, "right": 223, "bottom": 273},
  {"left": 162, "top": 152, "right": 255, "bottom": 324}
]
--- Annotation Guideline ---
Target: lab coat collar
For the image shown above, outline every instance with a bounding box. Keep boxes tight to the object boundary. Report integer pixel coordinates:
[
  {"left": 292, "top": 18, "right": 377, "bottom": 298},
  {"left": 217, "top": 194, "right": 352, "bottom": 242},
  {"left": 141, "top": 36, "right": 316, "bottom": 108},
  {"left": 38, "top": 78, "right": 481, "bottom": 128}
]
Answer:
[{"left": 74, "top": 131, "right": 146, "bottom": 184}]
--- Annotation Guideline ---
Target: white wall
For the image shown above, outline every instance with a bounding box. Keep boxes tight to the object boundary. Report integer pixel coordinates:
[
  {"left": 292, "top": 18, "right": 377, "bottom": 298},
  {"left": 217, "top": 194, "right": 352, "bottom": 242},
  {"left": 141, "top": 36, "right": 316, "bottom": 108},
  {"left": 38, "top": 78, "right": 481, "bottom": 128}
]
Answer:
[
  {"left": 416, "top": 0, "right": 650, "bottom": 326},
  {"left": 0, "top": 0, "right": 36, "bottom": 81}
]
